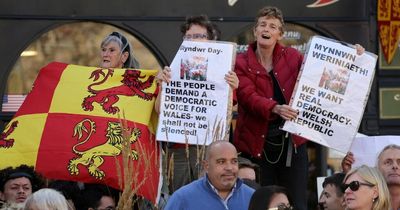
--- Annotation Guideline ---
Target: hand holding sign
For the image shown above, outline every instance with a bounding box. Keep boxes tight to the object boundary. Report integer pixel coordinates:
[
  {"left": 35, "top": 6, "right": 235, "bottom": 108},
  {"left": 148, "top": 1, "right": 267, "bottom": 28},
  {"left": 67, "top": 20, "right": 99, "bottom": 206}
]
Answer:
[
  {"left": 272, "top": 104, "right": 298, "bottom": 121},
  {"left": 156, "top": 40, "right": 237, "bottom": 145}
]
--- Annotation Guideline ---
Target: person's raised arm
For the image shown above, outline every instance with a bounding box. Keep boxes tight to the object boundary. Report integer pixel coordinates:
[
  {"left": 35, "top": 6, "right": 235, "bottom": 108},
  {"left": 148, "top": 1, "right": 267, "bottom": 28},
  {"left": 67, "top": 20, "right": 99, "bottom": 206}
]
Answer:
[
  {"left": 154, "top": 66, "right": 171, "bottom": 113},
  {"left": 341, "top": 152, "right": 355, "bottom": 173}
]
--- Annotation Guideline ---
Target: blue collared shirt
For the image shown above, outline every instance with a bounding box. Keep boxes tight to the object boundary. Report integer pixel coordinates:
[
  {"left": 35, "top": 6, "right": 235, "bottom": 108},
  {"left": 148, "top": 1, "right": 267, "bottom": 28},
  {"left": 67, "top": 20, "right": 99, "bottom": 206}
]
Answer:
[{"left": 207, "top": 178, "right": 237, "bottom": 209}]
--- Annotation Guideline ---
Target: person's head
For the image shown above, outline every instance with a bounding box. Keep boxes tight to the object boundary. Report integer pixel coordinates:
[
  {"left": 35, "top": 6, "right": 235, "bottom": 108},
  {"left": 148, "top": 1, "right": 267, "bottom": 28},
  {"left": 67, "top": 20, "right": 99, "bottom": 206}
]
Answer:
[
  {"left": 81, "top": 184, "right": 117, "bottom": 210},
  {"left": 319, "top": 173, "right": 345, "bottom": 210},
  {"left": 238, "top": 157, "right": 258, "bottom": 181},
  {"left": 0, "top": 165, "right": 44, "bottom": 205},
  {"left": 377, "top": 144, "right": 400, "bottom": 186},
  {"left": 24, "top": 188, "right": 70, "bottom": 210},
  {"left": 241, "top": 178, "right": 261, "bottom": 190},
  {"left": 253, "top": 6, "right": 284, "bottom": 47},
  {"left": 48, "top": 180, "right": 81, "bottom": 210},
  {"left": 248, "top": 185, "right": 293, "bottom": 210},
  {"left": 238, "top": 167, "right": 256, "bottom": 181},
  {"left": 100, "top": 31, "right": 139, "bottom": 69},
  {"left": 203, "top": 141, "right": 238, "bottom": 193},
  {"left": 180, "top": 15, "right": 217, "bottom": 41},
  {"left": 342, "top": 165, "right": 391, "bottom": 210}
]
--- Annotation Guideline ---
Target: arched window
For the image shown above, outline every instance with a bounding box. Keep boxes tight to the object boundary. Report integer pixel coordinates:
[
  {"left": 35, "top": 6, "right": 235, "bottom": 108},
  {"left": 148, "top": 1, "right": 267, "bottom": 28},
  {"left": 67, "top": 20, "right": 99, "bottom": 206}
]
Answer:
[{"left": 3, "top": 22, "right": 162, "bottom": 112}]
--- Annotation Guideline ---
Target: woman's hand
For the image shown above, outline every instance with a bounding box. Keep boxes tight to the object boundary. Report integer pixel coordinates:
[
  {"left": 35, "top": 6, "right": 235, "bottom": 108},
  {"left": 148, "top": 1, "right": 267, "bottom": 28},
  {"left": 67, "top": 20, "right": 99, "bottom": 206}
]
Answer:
[
  {"left": 225, "top": 71, "right": 239, "bottom": 89},
  {"left": 156, "top": 66, "right": 172, "bottom": 85},
  {"left": 272, "top": 104, "right": 298, "bottom": 120},
  {"left": 355, "top": 44, "right": 365, "bottom": 55},
  {"left": 341, "top": 152, "right": 355, "bottom": 173}
]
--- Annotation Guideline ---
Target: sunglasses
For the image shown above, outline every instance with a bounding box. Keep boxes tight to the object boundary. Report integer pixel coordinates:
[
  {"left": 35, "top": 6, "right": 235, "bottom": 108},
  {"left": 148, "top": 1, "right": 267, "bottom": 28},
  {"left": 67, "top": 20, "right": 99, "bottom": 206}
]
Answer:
[
  {"left": 268, "top": 204, "right": 294, "bottom": 210},
  {"left": 341, "top": 180, "right": 375, "bottom": 193}
]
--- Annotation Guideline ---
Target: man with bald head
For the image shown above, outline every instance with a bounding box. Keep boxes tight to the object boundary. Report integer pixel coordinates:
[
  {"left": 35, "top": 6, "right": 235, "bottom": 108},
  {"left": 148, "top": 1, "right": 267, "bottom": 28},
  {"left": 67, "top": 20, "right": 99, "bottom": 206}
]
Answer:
[{"left": 164, "top": 140, "right": 254, "bottom": 210}]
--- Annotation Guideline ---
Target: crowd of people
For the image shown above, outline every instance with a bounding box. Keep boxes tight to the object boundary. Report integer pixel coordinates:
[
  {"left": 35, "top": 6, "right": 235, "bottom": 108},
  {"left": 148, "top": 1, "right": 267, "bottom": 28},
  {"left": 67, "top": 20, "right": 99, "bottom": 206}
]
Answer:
[
  {"left": 0, "top": 4, "right": 396, "bottom": 210},
  {"left": 0, "top": 165, "right": 121, "bottom": 210}
]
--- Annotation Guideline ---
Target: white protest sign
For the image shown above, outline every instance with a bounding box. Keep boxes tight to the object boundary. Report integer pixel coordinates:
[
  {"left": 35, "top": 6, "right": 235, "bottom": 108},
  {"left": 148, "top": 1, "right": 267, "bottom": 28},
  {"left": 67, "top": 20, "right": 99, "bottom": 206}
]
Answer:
[
  {"left": 282, "top": 36, "right": 377, "bottom": 153},
  {"left": 156, "top": 40, "right": 236, "bottom": 145},
  {"left": 350, "top": 135, "right": 400, "bottom": 167},
  {"left": 317, "top": 176, "right": 325, "bottom": 200}
]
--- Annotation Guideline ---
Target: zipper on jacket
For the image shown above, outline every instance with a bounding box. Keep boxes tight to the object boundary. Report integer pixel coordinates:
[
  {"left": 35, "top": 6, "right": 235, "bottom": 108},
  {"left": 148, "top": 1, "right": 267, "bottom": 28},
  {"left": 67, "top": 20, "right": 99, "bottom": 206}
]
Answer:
[{"left": 271, "top": 48, "right": 289, "bottom": 104}]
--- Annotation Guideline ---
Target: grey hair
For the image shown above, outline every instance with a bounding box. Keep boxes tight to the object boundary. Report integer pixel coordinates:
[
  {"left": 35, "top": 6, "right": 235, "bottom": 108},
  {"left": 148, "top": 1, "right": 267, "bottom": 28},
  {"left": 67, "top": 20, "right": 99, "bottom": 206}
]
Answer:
[
  {"left": 377, "top": 144, "right": 400, "bottom": 166},
  {"left": 24, "top": 188, "right": 70, "bottom": 210},
  {"left": 101, "top": 32, "right": 140, "bottom": 68}
]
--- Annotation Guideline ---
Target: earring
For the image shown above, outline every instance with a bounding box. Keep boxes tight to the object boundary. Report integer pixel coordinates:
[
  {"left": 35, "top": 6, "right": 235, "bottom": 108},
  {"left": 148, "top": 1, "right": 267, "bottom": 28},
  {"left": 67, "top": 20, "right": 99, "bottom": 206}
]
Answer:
[{"left": 372, "top": 197, "right": 377, "bottom": 203}]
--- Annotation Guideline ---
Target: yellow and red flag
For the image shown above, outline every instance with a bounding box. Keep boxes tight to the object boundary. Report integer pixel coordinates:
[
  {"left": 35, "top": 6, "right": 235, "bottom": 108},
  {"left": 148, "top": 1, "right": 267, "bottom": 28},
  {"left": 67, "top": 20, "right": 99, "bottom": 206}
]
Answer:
[
  {"left": 0, "top": 62, "right": 161, "bottom": 204},
  {"left": 378, "top": 0, "right": 400, "bottom": 64}
]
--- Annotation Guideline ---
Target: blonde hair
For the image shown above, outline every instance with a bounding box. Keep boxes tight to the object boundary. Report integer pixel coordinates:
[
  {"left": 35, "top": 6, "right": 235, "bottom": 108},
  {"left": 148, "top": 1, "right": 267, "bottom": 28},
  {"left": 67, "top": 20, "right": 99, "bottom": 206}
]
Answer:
[
  {"left": 24, "top": 188, "right": 70, "bottom": 210},
  {"left": 344, "top": 165, "right": 391, "bottom": 210}
]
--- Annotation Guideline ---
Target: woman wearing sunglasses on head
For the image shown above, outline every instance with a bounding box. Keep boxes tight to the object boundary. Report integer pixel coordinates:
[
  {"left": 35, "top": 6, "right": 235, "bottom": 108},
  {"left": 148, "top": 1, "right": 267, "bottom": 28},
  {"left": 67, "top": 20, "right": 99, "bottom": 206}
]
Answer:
[
  {"left": 248, "top": 185, "right": 294, "bottom": 210},
  {"left": 100, "top": 31, "right": 139, "bottom": 69},
  {"left": 342, "top": 165, "right": 391, "bottom": 210}
]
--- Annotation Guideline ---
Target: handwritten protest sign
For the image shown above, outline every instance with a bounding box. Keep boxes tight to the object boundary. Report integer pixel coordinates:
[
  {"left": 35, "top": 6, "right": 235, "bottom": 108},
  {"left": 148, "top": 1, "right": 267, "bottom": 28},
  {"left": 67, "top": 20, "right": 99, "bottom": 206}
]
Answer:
[
  {"left": 282, "top": 36, "right": 377, "bottom": 153},
  {"left": 156, "top": 40, "right": 236, "bottom": 145}
]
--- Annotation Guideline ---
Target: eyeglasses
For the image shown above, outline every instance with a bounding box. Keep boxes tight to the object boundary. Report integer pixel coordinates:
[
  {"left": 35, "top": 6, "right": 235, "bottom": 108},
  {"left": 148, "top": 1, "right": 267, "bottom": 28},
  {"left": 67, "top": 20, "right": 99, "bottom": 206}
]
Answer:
[
  {"left": 183, "top": 33, "right": 208, "bottom": 40},
  {"left": 341, "top": 180, "right": 375, "bottom": 193},
  {"left": 267, "top": 204, "right": 294, "bottom": 210}
]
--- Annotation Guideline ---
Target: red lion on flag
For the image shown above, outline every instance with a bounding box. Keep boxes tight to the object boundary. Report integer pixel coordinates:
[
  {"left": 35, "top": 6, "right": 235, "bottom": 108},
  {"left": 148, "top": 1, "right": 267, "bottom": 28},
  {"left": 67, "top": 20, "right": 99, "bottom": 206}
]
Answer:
[
  {"left": 82, "top": 68, "right": 155, "bottom": 114},
  {"left": 0, "top": 121, "right": 18, "bottom": 148}
]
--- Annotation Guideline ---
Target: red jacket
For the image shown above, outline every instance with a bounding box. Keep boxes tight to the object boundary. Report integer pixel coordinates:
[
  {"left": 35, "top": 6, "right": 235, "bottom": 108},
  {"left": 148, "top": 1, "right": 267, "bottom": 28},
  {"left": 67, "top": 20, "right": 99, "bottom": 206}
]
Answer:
[{"left": 233, "top": 42, "right": 307, "bottom": 158}]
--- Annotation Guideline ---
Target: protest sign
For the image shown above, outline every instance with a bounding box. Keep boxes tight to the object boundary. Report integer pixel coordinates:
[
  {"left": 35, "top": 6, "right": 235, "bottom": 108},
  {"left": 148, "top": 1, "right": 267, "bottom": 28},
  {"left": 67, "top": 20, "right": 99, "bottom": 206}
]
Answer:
[
  {"left": 282, "top": 36, "right": 377, "bottom": 153},
  {"left": 156, "top": 40, "right": 236, "bottom": 145}
]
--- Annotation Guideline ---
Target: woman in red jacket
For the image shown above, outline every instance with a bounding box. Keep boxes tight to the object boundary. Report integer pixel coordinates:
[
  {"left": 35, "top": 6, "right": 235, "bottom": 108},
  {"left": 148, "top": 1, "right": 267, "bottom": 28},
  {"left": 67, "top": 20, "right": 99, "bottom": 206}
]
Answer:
[
  {"left": 233, "top": 6, "right": 309, "bottom": 210},
  {"left": 234, "top": 6, "right": 365, "bottom": 210}
]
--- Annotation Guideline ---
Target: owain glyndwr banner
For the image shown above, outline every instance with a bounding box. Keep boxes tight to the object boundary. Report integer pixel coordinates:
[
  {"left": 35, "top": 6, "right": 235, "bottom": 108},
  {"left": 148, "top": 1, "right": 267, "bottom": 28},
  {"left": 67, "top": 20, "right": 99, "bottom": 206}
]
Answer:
[{"left": 0, "top": 62, "right": 161, "bottom": 204}]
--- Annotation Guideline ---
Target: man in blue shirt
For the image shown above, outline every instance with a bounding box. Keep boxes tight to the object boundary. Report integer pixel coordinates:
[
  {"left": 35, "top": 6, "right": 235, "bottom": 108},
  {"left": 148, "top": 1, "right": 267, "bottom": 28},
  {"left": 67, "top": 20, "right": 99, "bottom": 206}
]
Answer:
[{"left": 164, "top": 140, "right": 254, "bottom": 210}]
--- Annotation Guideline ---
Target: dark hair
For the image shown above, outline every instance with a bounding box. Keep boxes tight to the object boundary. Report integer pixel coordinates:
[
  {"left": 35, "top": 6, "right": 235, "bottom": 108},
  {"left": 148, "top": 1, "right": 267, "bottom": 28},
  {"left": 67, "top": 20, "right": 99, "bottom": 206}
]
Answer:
[
  {"left": 211, "top": 23, "right": 221, "bottom": 41},
  {"left": 0, "top": 164, "right": 44, "bottom": 192},
  {"left": 48, "top": 180, "right": 81, "bottom": 205},
  {"left": 255, "top": 6, "right": 285, "bottom": 34},
  {"left": 238, "top": 157, "right": 258, "bottom": 169},
  {"left": 180, "top": 15, "right": 218, "bottom": 40},
  {"left": 248, "top": 185, "right": 293, "bottom": 210},
  {"left": 101, "top": 31, "right": 140, "bottom": 68},
  {"left": 79, "top": 184, "right": 119, "bottom": 209},
  {"left": 322, "top": 173, "right": 345, "bottom": 197},
  {"left": 242, "top": 178, "right": 261, "bottom": 190}
]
